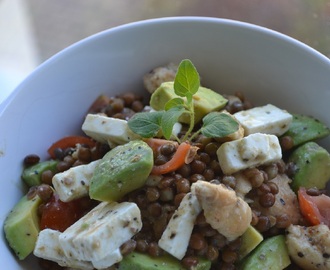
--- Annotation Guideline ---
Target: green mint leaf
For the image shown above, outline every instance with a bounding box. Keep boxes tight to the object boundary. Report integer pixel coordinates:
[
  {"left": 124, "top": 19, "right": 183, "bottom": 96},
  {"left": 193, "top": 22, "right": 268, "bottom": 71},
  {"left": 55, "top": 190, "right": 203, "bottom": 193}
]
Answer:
[
  {"left": 161, "top": 106, "right": 185, "bottom": 139},
  {"left": 128, "top": 111, "right": 163, "bottom": 138},
  {"left": 201, "top": 112, "right": 239, "bottom": 138},
  {"left": 174, "top": 59, "right": 200, "bottom": 98},
  {"left": 164, "top": 97, "right": 185, "bottom": 111}
]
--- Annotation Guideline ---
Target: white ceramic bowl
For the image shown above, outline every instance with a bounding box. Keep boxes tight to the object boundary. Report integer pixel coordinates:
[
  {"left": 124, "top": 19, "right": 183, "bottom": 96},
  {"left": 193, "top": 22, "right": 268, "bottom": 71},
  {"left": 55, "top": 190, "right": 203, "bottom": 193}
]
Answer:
[{"left": 1, "top": 17, "right": 330, "bottom": 269}]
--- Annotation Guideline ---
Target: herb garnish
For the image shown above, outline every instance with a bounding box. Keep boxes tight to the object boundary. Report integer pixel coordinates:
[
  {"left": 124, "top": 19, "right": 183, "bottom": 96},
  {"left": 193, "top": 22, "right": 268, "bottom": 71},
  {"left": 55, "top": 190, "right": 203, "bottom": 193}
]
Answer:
[{"left": 128, "top": 59, "right": 239, "bottom": 143}]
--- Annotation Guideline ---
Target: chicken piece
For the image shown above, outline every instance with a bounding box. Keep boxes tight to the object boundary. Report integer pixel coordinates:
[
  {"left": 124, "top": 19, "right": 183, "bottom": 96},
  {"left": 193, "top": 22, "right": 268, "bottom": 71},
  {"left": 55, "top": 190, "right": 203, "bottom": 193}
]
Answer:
[
  {"left": 191, "top": 180, "right": 252, "bottom": 241},
  {"left": 251, "top": 174, "right": 302, "bottom": 226},
  {"left": 286, "top": 224, "right": 330, "bottom": 270},
  {"left": 234, "top": 172, "right": 253, "bottom": 200},
  {"left": 143, "top": 63, "right": 178, "bottom": 93}
]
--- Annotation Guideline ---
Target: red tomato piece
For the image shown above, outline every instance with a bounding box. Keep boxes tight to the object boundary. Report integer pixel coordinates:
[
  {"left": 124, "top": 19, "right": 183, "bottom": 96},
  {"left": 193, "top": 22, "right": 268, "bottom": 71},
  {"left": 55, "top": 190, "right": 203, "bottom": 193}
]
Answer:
[
  {"left": 47, "top": 136, "right": 96, "bottom": 159},
  {"left": 40, "top": 194, "right": 93, "bottom": 232},
  {"left": 298, "top": 187, "right": 330, "bottom": 227},
  {"left": 144, "top": 138, "right": 179, "bottom": 154},
  {"left": 151, "top": 142, "right": 192, "bottom": 175}
]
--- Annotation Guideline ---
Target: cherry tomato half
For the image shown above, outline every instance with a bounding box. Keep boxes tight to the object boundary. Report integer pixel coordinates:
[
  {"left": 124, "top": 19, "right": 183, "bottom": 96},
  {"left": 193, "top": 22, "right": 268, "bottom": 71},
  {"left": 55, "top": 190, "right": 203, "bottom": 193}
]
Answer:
[
  {"left": 298, "top": 187, "right": 330, "bottom": 227},
  {"left": 47, "top": 136, "right": 96, "bottom": 159},
  {"left": 40, "top": 194, "right": 94, "bottom": 232}
]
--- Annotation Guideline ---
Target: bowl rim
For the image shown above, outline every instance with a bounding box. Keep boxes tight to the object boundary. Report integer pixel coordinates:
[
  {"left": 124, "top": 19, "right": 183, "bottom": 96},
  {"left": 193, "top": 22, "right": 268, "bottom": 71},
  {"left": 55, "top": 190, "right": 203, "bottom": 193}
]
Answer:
[{"left": 1, "top": 16, "right": 330, "bottom": 114}]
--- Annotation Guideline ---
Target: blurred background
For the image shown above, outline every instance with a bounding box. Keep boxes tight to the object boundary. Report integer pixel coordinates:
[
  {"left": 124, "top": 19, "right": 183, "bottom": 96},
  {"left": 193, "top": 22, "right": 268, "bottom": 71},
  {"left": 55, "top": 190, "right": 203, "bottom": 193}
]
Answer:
[{"left": 1, "top": 0, "right": 330, "bottom": 103}]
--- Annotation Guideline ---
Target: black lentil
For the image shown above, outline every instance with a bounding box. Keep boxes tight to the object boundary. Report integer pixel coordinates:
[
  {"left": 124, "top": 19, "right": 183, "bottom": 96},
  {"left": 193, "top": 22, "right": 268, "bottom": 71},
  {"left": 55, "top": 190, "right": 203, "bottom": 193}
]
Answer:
[
  {"left": 41, "top": 170, "right": 54, "bottom": 185},
  {"left": 23, "top": 154, "right": 40, "bottom": 166},
  {"left": 259, "top": 193, "right": 276, "bottom": 208}
]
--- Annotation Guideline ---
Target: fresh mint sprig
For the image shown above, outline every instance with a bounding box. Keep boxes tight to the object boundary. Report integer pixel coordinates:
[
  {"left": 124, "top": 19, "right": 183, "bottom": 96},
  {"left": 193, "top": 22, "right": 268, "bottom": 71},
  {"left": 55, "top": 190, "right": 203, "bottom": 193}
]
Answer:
[
  {"left": 128, "top": 59, "right": 239, "bottom": 142},
  {"left": 173, "top": 59, "right": 200, "bottom": 103},
  {"left": 201, "top": 112, "right": 239, "bottom": 138},
  {"left": 161, "top": 106, "right": 185, "bottom": 140},
  {"left": 127, "top": 111, "right": 163, "bottom": 138}
]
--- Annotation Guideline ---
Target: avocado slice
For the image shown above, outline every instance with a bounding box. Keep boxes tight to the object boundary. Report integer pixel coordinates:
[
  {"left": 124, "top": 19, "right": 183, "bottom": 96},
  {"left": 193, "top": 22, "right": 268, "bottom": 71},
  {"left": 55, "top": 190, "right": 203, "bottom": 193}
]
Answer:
[
  {"left": 281, "top": 114, "right": 330, "bottom": 148},
  {"left": 150, "top": 82, "right": 228, "bottom": 124},
  {"left": 289, "top": 142, "right": 330, "bottom": 192},
  {"left": 89, "top": 140, "right": 153, "bottom": 201},
  {"left": 4, "top": 194, "right": 42, "bottom": 260},
  {"left": 238, "top": 235, "right": 291, "bottom": 270},
  {"left": 118, "top": 252, "right": 211, "bottom": 270},
  {"left": 21, "top": 160, "right": 58, "bottom": 187},
  {"left": 238, "top": 225, "right": 263, "bottom": 260}
]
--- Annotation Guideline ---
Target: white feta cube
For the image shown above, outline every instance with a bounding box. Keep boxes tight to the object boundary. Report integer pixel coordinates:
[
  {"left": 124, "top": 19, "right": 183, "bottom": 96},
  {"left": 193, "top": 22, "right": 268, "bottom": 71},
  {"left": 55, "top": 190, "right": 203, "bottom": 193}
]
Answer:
[
  {"left": 82, "top": 114, "right": 140, "bottom": 145},
  {"left": 239, "top": 133, "right": 269, "bottom": 161},
  {"left": 234, "top": 104, "right": 292, "bottom": 136},
  {"left": 91, "top": 248, "right": 122, "bottom": 269},
  {"left": 158, "top": 193, "right": 202, "bottom": 260},
  {"left": 34, "top": 229, "right": 93, "bottom": 270},
  {"left": 59, "top": 201, "right": 142, "bottom": 262},
  {"left": 172, "top": 122, "right": 182, "bottom": 138},
  {"left": 217, "top": 133, "right": 282, "bottom": 175},
  {"left": 58, "top": 202, "right": 111, "bottom": 260},
  {"left": 52, "top": 160, "right": 100, "bottom": 202}
]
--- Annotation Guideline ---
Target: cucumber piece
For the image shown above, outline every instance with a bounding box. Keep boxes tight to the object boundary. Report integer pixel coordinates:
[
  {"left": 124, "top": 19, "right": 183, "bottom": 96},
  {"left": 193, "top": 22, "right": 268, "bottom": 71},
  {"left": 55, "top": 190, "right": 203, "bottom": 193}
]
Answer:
[
  {"left": 89, "top": 140, "right": 153, "bottom": 201},
  {"left": 282, "top": 114, "right": 330, "bottom": 148},
  {"left": 4, "top": 195, "right": 42, "bottom": 259},
  {"left": 119, "top": 252, "right": 211, "bottom": 270},
  {"left": 238, "top": 235, "right": 291, "bottom": 270},
  {"left": 289, "top": 142, "right": 330, "bottom": 192},
  {"left": 150, "top": 82, "right": 227, "bottom": 124},
  {"left": 21, "top": 160, "right": 58, "bottom": 187},
  {"left": 238, "top": 225, "right": 263, "bottom": 260}
]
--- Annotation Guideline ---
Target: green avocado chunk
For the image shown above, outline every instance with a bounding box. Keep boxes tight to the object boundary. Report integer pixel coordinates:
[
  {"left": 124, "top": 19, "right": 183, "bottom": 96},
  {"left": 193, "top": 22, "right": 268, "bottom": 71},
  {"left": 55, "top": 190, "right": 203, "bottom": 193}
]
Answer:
[
  {"left": 150, "top": 81, "right": 228, "bottom": 124},
  {"left": 21, "top": 160, "right": 58, "bottom": 187},
  {"left": 4, "top": 194, "right": 42, "bottom": 260},
  {"left": 289, "top": 141, "right": 330, "bottom": 192},
  {"left": 89, "top": 140, "right": 153, "bottom": 201},
  {"left": 282, "top": 114, "right": 330, "bottom": 148},
  {"left": 118, "top": 252, "right": 211, "bottom": 270},
  {"left": 238, "top": 235, "right": 291, "bottom": 270},
  {"left": 238, "top": 225, "right": 263, "bottom": 260}
]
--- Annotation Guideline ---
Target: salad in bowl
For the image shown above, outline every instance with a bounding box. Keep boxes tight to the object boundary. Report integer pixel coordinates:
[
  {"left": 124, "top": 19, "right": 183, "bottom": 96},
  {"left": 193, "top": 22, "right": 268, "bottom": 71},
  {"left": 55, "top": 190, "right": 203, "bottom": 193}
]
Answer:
[{"left": 3, "top": 58, "right": 330, "bottom": 270}]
